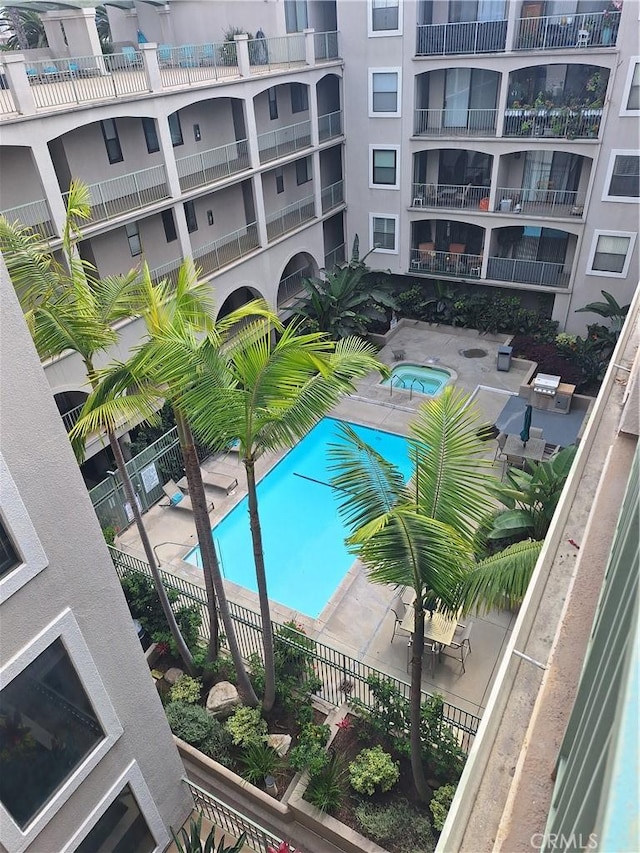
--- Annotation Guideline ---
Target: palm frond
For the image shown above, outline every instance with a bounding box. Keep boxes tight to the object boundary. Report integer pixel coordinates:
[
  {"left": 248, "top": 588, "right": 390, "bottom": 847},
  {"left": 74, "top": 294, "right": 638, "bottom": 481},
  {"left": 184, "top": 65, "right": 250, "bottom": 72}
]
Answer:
[{"left": 460, "top": 539, "right": 544, "bottom": 614}]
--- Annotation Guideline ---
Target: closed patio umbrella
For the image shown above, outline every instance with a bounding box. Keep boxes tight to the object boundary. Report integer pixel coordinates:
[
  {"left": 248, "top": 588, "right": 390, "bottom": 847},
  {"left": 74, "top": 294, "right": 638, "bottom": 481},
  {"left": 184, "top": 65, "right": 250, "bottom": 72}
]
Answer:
[{"left": 520, "top": 404, "right": 532, "bottom": 445}]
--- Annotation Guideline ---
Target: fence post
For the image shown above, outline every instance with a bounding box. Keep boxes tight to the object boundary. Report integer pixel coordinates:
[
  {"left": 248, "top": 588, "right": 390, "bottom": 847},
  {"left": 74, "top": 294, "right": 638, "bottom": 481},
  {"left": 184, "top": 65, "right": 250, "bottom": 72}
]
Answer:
[
  {"left": 234, "top": 34, "right": 250, "bottom": 77},
  {"left": 140, "top": 42, "right": 162, "bottom": 92},
  {"left": 303, "top": 28, "right": 316, "bottom": 66},
  {"left": 2, "top": 54, "right": 36, "bottom": 115}
]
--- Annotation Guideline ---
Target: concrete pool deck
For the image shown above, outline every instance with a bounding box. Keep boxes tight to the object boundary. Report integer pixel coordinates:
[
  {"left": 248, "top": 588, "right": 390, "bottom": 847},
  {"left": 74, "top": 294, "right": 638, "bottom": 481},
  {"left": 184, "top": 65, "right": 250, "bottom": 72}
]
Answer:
[{"left": 115, "top": 324, "right": 545, "bottom": 720}]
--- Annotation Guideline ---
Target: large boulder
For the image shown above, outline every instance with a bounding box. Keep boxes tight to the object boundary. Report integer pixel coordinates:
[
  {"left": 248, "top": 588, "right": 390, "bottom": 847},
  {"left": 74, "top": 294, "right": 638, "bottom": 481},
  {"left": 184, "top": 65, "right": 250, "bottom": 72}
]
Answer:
[
  {"left": 267, "top": 733, "right": 292, "bottom": 757},
  {"left": 164, "top": 667, "right": 184, "bottom": 686},
  {"left": 206, "top": 681, "right": 241, "bottom": 719}
]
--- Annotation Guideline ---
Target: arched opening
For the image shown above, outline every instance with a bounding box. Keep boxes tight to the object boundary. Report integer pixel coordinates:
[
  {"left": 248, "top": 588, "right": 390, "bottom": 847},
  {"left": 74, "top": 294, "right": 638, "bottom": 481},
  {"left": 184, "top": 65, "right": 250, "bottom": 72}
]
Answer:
[
  {"left": 415, "top": 68, "right": 501, "bottom": 136},
  {"left": 217, "top": 285, "right": 265, "bottom": 321},
  {"left": 317, "top": 73, "right": 342, "bottom": 141},
  {"left": 54, "top": 390, "right": 88, "bottom": 433},
  {"left": 488, "top": 226, "right": 576, "bottom": 287},
  {"left": 410, "top": 219, "right": 485, "bottom": 279},
  {"left": 0, "top": 146, "right": 55, "bottom": 237},
  {"left": 412, "top": 148, "right": 493, "bottom": 210},
  {"left": 253, "top": 83, "right": 312, "bottom": 165},
  {"left": 495, "top": 151, "right": 593, "bottom": 216},
  {"left": 277, "top": 252, "right": 318, "bottom": 311}
]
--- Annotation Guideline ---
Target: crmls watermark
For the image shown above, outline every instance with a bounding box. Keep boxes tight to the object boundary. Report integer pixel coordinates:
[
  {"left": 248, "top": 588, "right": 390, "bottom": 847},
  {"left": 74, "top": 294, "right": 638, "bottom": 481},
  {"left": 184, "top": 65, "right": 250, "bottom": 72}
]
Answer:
[{"left": 530, "top": 833, "right": 598, "bottom": 850}]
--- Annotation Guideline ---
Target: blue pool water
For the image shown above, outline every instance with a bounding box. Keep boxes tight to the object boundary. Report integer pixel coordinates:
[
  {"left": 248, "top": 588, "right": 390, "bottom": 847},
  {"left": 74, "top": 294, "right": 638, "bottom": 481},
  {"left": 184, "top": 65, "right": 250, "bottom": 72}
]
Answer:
[
  {"left": 184, "top": 417, "right": 412, "bottom": 618},
  {"left": 382, "top": 364, "right": 452, "bottom": 396}
]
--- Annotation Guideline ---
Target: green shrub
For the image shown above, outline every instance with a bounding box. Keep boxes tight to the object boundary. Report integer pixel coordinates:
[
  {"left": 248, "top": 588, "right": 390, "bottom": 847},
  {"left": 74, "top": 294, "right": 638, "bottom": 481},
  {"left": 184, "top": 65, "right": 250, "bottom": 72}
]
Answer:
[
  {"left": 355, "top": 799, "right": 435, "bottom": 853},
  {"left": 169, "top": 676, "right": 202, "bottom": 705},
  {"left": 289, "top": 724, "right": 331, "bottom": 777},
  {"left": 349, "top": 745, "right": 399, "bottom": 796},
  {"left": 430, "top": 783, "right": 457, "bottom": 832},
  {"left": 165, "top": 702, "right": 234, "bottom": 766},
  {"left": 238, "top": 741, "right": 282, "bottom": 786},
  {"left": 305, "top": 750, "right": 348, "bottom": 813},
  {"left": 102, "top": 526, "right": 117, "bottom": 546},
  {"left": 225, "top": 706, "right": 267, "bottom": 747}
]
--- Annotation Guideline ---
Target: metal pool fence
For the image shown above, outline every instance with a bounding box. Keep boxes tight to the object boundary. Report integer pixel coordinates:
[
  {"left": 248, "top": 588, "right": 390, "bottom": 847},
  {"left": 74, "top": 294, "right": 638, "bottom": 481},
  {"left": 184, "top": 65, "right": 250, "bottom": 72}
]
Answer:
[{"left": 109, "top": 546, "right": 480, "bottom": 751}]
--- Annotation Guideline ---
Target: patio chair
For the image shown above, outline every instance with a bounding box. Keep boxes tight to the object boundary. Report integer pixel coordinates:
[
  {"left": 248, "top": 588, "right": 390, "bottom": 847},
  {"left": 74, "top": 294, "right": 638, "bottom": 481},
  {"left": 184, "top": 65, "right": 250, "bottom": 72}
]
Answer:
[
  {"left": 121, "top": 46, "right": 143, "bottom": 68},
  {"left": 389, "top": 591, "right": 411, "bottom": 643},
  {"left": 493, "top": 432, "right": 508, "bottom": 462},
  {"left": 157, "top": 44, "right": 173, "bottom": 66},
  {"left": 200, "top": 469, "right": 238, "bottom": 495},
  {"left": 161, "top": 479, "right": 213, "bottom": 512},
  {"left": 441, "top": 620, "right": 473, "bottom": 673},
  {"left": 530, "top": 427, "right": 544, "bottom": 440}
]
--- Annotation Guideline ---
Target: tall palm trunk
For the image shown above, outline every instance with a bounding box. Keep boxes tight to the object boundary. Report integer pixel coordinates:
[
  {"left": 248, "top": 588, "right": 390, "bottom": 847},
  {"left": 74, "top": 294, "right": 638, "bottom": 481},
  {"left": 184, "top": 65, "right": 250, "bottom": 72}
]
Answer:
[
  {"left": 244, "top": 457, "right": 276, "bottom": 712},
  {"left": 109, "top": 432, "right": 195, "bottom": 674},
  {"left": 175, "top": 413, "right": 259, "bottom": 706},
  {"left": 409, "top": 602, "right": 431, "bottom": 802},
  {"left": 6, "top": 8, "right": 29, "bottom": 50}
]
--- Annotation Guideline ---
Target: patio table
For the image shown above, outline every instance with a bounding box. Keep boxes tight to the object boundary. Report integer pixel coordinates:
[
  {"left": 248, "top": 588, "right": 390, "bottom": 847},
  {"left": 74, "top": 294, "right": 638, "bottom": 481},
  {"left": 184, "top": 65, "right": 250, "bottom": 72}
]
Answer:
[
  {"left": 401, "top": 599, "right": 462, "bottom": 676},
  {"left": 503, "top": 434, "right": 545, "bottom": 463}
]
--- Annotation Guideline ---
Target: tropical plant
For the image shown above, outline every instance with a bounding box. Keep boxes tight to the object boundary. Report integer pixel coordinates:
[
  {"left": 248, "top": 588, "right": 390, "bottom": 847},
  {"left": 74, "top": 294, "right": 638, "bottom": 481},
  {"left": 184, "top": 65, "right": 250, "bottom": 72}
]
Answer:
[
  {"left": 171, "top": 815, "right": 247, "bottom": 853},
  {"left": 225, "top": 706, "right": 268, "bottom": 747},
  {"left": 305, "top": 750, "right": 348, "bottom": 813},
  {"left": 152, "top": 319, "right": 385, "bottom": 711},
  {"left": 349, "top": 745, "right": 399, "bottom": 796},
  {"left": 430, "top": 783, "right": 457, "bottom": 832},
  {"left": 288, "top": 724, "right": 331, "bottom": 776},
  {"left": 238, "top": 741, "right": 283, "bottom": 786},
  {"left": 296, "top": 238, "right": 397, "bottom": 339},
  {"left": 0, "top": 8, "right": 47, "bottom": 49},
  {"left": 0, "top": 183, "right": 195, "bottom": 673},
  {"left": 329, "top": 386, "right": 496, "bottom": 800},
  {"left": 576, "top": 290, "right": 630, "bottom": 336}
]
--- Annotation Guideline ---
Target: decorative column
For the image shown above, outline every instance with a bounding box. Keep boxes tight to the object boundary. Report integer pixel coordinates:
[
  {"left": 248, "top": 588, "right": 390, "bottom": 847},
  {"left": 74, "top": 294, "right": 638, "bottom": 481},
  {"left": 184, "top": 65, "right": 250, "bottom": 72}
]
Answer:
[
  {"left": 234, "top": 33, "right": 250, "bottom": 78},
  {"left": 303, "top": 28, "right": 316, "bottom": 66},
  {"left": 156, "top": 116, "right": 191, "bottom": 261},
  {"left": 2, "top": 54, "right": 35, "bottom": 116},
  {"left": 31, "top": 142, "right": 68, "bottom": 237},
  {"left": 140, "top": 42, "right": 162, "bottom": 93}
]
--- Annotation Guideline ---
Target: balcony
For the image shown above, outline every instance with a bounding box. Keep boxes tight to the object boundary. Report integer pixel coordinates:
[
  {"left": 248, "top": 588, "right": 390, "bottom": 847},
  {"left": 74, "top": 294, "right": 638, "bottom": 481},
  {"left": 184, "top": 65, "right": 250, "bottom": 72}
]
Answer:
[
  {"left": 63, "top": 165, "right": 170, "bottom": 226},
  {"left": 414, "top": 108, "right": 497, "bottom": 137},
  {"left": 411, "top": 182, "right": 490, "bottom": 211},
  {"left": 493, "top": 187, "right": 585, "bottom": 219},
  {"left": 266, "top": 196, "right": 315, "bottom": 241},
  {"left": 1, "top": 199, "right": 56, "bottom": 239},
  {"left": 314, "top": 31, "right": 340, "bottom": 61},
  {"left": 60, "top": 402, "right": 84, "bottom": 433},
  {"left": 321, "top": 180, "right": 344, "bottom": 214},
  {"left": 149, "top": 257, "right": 183, "bottom": 287},
  {"left": 515, "top": 10, "right": 620, "bottom": 51},
  {"left": 503, "top": 109, "right": 602, "bottom": 140},
  {"left": 416, "top": 19, "right": 507, "bottom": 56},
  {"left": 176, "top": 139, "right": 250, "bottom": 192},
  {"left": 277, "top": 266, "right": 312, "bottom": 309},
  {"left": 487, "top": 256, "right": 570, "bottom": 287},
  {"left": 324, "top": 242, "right": 346, "bottom": 271},
  {"left": 318, "top": 109, "right": 343, "bottom": 142},
  {"left": 409, "top": 247, "right": 483, "bottom": 279},
  {"left": 257, "top": 120, "right": 312, "bottom": 164},
  {"left": 193, "top": 222, "right": 260, "bottom": 277}
]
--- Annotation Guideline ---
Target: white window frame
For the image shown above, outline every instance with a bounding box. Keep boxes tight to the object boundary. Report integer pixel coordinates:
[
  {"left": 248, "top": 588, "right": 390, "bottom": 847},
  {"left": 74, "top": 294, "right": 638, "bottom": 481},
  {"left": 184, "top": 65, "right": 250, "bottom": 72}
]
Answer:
[
  {"left": 368, "top": 67, "right": 402, "bottom": 118},
  {"left": 369, "top": 213, "right": 399, "bottom": 254},
  {"left": 368, "top": 0, "right": 403, "bottom": 37},
  {"left": 620, "top": 57, "right": 640, "bottom": 116},
  {"left": 602, "top": 149, "right": 640, "bottom": 203},
  {"left": 0, "top": 454, "right": 47, "bottom": 604},
  {"left": 586, "top": 230, "right": 637, "bottom": 278},
  {"left": 60, "top": 761, "right": 170, "bottom": 853},
  {"left": 0, "top": 609, "right": 123, "bottom": 853},
  {"left": 369, "top": 144, "right": 401, "bottom": 189}
]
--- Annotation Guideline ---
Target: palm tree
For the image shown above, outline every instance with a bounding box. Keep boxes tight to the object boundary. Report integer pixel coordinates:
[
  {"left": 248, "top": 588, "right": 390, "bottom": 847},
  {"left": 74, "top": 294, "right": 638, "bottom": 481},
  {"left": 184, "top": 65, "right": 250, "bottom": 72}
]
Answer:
[
  {"left": 152, "top": 319, "right": 385, "bottom": 711},
  {"left": 71, "top": 262, "right": 272, "bottom": 705},
  {"left": 1, "top": 8, "right": 45, "bottom": 50},
  {"left": 328, "top": 386, "right": 498, "bottom": 801},
  {"left": 0, "top": 181, "right": 195, "bottom": 674}
]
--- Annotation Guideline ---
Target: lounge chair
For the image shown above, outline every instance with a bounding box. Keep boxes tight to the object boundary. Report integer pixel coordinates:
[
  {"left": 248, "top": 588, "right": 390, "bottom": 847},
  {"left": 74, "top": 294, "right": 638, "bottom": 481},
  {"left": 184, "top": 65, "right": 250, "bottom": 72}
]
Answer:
[
  {"left": 161, "top": 479, "right": 213, "bottom": 512},
  {"left": 200, "top": 469, "right": 238, "bottom": 495}
]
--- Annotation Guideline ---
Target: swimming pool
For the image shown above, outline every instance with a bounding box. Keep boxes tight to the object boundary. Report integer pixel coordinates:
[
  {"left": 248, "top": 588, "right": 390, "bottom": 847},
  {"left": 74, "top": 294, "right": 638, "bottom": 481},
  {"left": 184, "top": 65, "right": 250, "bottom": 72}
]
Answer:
[
  {"left": 381, "top": 363, "right": 452, "bottom": 396},
  {"left": 184, "top": 417, "right": 412, "bottom": 618}
]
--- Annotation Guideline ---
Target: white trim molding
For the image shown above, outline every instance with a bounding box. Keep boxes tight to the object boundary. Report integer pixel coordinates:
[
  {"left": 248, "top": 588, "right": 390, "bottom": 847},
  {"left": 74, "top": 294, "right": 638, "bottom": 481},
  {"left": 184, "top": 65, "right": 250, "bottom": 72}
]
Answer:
[
  {"left": 368, "top": 0, "right": 403, "bottom": 38},
  {"left": 620, "top": 57, "right": 640, "bottom": 116},
  {"left": 0, "top": 608, "right": 123, "bottom": 853},
  {"left": 601, "top": 150, "right": 640, "bottom": 204},
  {"left": 585, "top": 230, "right": 637, "bottom": 279},
  {"left": 369, "top": 144, "right": 401, "bottom": 190},
  {"left": 368, "top": 67, "right": 402, "bottom": 118},
  {"left": 0, "top": 454, "right": 48, "bottom": 604},
  {"left": 61, "top": 761, "right": 170, "bottom": 853},
  {"left": 370, "top": 212, "right": 399, "bottom": 254}
]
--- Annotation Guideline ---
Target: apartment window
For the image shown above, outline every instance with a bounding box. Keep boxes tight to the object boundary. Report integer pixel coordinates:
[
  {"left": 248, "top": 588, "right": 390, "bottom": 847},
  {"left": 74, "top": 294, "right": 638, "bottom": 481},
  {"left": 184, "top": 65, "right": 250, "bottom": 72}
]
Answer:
[
  {"left": 296, "top": 157, "right": 311, "bottom": 185},
  {"left": 268, "top": 87, "right": 278, "bottom": 120},
  {"left": 184, "top": 200, "right": 198, "bottom": 233},
  {"left": 0, "top": 638, "right": 104, "bottom": 829},
  {"left": 621, "top": 59, "right": 640, "bottom": 114},
  {"left": 370, "top": 146, "right": 399, "bottom": 188},
  {"left": 275, "top": 167, "right": 284, "bottom": 194},
  {"left": 290, "top": 82, "right": 309, "bottom": 114},
  {"left": 100, "top": 119, "right": 123, "bottom": 164},
  {"left": 161, "top": 209, "right": 177, "bottom": 243},
  {"left": 369, "top": 69, "right": 401, "bottom": 117},
  {"left": 587, "top": 231, "right": 636, "bottom": 277},
  {"left": 141, "top": 117, "right": 159, "bottom": 154},
  {"left": 0, "top": 520, "right": 18, "bottom": 580},
  {"left": 370, "top": 0, "right": 400, "bottom": 34},
  {"left": 284, "top": 0, "right": 308, "bottom": 33},
  {"left": 370, "top": 214, "right": 398, "bottom": 253},
  {"left": 125, "top": 222, "right": 142, "bottom": 256},
  {"left": 76, "top": 784, "right": 154, "bottom": 853},
  {"left": 168, "top": 112, "right": 183, "bottom": 147},
  {"left": 603, "top": 152, "right": 640, "bottom": 202}
]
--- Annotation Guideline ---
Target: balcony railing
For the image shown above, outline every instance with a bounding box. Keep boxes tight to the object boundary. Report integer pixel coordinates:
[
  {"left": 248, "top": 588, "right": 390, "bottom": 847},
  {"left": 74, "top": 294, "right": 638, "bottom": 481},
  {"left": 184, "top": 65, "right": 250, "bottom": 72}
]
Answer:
[
  {"left": 314, "top": 30, "right": 340, "bottom": 61},
  {"left": 487, "top": 256, "right": 570, "bottom": 288},
  {"left": 318, "top": 109, "right": 343, "bottom": 141},
  {"left": 266, "top": 195, "right": 315, "bottom": 241},
  {"left": 411, "top": 182, "right": 491, "bottom": 210},
  {"left": 60, "top": 403, "right": 85, "bottom": 433},
  {"left": 494, "top": 187, "right": 585, "bottom": 218},
  {"left": 193, "top": 222, "right": 260, "bottom": 277},
  {"left": 149, "top": 258, "right": 183, "bottom": 287},
  {"left": 416, "top": 19, "right": 507, "bottom": 56},
  {"left": 1, "top": 199, "right": 56, "bottom": 238},
  {"left": 176, "top": 139, "right": 250, "bottom": 192},
  {"left": 515, "top": 10, "right": 620, "bottom": 51},
  {"left": 321, "top": 179, "right": 345, "bottom": 213},
  {"left": 257, "top": 119, "right": 312, "bottom": 164},
  {"left": 277, "top": 266, "right": 312, "bottom": 308},
  {"left": 409, "top": 248, "right": 483, "bottom": 278},
  {"left": 157, "top": 41, "right": 239, "bottom": 86},
  {"left": 324, "top": 242, "right": 346, "bottom": 271},
  {"left": 0, "top": 85, "right": 15, "bottom": 115},
  {"left": 63, "top": 165, "right": 170, "bottom": 226},
  {"left": 503, "top": 109, "right": 602, "bottom": 140},
  {"left": 414, "top": 108, "right": 497, "bottom": 137},
  {"left": 246, "top": 33, "right": 305, "bottom": 70}
]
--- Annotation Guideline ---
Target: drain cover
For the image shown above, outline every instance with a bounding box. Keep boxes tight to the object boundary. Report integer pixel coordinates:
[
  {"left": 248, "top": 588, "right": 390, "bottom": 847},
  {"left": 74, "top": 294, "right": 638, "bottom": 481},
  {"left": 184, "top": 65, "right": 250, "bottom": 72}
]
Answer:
[{"left": 461, "top": 348, "right": 488, "bottom": 358}]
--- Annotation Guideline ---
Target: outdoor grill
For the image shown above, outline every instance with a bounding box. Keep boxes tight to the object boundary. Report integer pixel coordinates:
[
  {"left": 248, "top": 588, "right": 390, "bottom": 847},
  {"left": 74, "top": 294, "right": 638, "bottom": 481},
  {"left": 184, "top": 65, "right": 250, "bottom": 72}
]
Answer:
[{"left": 532, "top": 373, "right": 561, "bottom": 397}]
